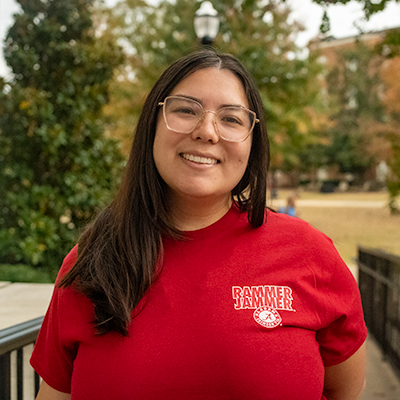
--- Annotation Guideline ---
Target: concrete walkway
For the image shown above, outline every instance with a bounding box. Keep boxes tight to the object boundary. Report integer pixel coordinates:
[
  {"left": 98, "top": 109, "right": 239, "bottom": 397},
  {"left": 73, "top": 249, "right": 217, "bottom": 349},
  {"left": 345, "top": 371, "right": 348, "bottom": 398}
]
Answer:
[
  {"left": 1, "top": 281, "right": 400, "bottom": 398},
  {"left": 0, "top": 281, "right": 53, "bottom": 330},
  {"left": 362, "top": 336, "right": 400, "bottom": 399}
]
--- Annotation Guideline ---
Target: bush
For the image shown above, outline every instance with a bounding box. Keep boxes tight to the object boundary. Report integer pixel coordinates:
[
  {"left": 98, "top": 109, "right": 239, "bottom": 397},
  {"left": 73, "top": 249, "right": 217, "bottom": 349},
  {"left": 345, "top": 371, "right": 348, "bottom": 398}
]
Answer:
[
  {"left": 0, "top": 264, "right": 54, "bottom": 283},
  {"left": 0, "top": 0, "right": 124, "bottom": 270}
]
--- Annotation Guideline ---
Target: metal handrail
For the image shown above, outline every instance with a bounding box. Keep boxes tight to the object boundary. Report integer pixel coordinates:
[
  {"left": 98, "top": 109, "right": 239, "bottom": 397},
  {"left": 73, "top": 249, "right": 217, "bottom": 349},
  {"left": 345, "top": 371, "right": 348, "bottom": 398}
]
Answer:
[
  {"left": 358, "top": 261, "right": 399, "bottom": 289},
  {"left": 0, "top": 316, "right": 43, "bottom": 400},
  {"left": 0, "top": 317, "right": 44, "bottom": 355},
  {"left": 358, "top": 245, "right": 400, "bottom": 265},
  {"left": 358, "top": 245, "right": 400, "bottom": 377}
]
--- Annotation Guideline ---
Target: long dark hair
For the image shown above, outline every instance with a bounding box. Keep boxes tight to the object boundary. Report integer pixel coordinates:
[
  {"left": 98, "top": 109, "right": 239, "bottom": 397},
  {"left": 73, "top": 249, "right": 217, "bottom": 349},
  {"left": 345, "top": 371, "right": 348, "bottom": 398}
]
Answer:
[{"left": 60, "top": 49, "right": 270, "bottom": 336}]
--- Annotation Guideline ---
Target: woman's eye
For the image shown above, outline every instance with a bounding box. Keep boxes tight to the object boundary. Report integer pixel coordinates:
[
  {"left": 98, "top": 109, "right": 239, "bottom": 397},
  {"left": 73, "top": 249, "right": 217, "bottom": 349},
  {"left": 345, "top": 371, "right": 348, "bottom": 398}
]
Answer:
[
  {"left": 180, "top": 108, "right": 195, "bottom": 114},
  {"left": 174, "top": 107, "right": 196, "bottom": 116},
  {"left": 222, "top": 116, "right": 242, "bottom": 125}
]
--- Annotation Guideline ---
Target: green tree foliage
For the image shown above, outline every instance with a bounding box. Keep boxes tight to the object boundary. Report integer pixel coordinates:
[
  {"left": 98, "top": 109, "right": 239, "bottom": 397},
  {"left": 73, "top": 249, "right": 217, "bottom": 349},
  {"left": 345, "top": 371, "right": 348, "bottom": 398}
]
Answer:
[
  {"left": 319, "top": 10, "right": 331, "bottom": 35},
  {"left": 316, "top": 41, "right": 385, "bottom": 183},
  {"left": 105, "top": 0, "right": 327, "bottom": 175},
  {"left": 375, "top": 27, "right": 400, "bottom": 59},
  {"left": 312, "top": 0, "right": 400, "bottom": 60},
  {"left": 380, "top": 57, "right": 400, "bottom": 213},
  {"left": 312, "top": 0, "right": 399, "bottom": 19},
  {"left": 312, "top": 0, "right": 400, "bottom": 207},
  {"left": 0, "top": 0, "right": 125, "bottom": 274},
  {"left": 387, "top": 132, "right": 400, "bottom": 213}
]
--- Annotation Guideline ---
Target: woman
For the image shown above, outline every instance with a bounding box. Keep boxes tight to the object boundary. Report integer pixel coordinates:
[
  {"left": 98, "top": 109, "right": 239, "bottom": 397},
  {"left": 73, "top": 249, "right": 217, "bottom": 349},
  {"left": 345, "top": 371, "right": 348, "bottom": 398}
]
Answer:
[{"left": 31, "top": 50, "right": 367, "bottom": 400}]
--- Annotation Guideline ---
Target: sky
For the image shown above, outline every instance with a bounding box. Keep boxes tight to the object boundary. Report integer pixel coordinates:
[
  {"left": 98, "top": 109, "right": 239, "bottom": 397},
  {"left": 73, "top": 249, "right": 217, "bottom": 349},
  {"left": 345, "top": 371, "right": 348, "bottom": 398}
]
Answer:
[{"left": 1, "top": 0, "right": 400, "bottom": 78}]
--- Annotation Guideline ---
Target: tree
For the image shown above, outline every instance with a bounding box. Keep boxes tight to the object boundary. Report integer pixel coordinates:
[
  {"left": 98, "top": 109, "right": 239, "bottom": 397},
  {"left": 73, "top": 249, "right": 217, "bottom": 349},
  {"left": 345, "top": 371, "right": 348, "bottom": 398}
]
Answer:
[
  {"left": 316, "top": 41, "right": 387, "bottom": 184},
  {"left": 319, "top": 10, "right": 331, "bottom": 36},
  {"left": 312, "top": 0, "right": 400, "bottom": 207},
  {"left": 104, "top": 0, "right": 328, "bottom": 178},
  {"left": 387, "top": 133, "right": 400, "bottom": 213},
  {"left": 380, "top": 56, "right": 400, "bottom": 213},
  {"left": 310, "top": 34, "right": 400, "bottom": 210},
  {"left": 312, "top": 0, "right": 400, "bottom": 58},
  {"left": 312, "top": 0, "right": 400, "bottom": 20},
  {"left": 0, "top": 0, "right": 125, "bottom": 273}
]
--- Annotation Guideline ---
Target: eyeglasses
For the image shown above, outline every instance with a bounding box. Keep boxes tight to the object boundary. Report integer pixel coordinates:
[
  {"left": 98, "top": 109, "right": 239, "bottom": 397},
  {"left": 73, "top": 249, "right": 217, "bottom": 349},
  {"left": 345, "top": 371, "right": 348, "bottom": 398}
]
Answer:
[{"left": 158, "top": 96, "right": 259, "bottom": 142}]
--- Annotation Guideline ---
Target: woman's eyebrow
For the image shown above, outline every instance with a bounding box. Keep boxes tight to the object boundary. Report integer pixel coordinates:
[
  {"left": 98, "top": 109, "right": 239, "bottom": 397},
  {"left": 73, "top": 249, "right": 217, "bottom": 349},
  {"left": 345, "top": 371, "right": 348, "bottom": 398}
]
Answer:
[
  {"left": 220, "top": 103, "right": 247, "bottom": 108},
  {"left": 173, "top": 94, "right": 202, "bottom": 104},
  {"left": 173, "top": 94, "right": 246, "bottom": 109}
]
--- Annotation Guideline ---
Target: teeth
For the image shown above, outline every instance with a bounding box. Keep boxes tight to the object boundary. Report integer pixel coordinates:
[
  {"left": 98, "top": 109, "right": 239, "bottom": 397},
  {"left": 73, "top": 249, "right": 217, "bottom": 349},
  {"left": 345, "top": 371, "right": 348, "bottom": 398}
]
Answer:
[{"left": 181, "top": 153, "right": 218, "bottom": 165}]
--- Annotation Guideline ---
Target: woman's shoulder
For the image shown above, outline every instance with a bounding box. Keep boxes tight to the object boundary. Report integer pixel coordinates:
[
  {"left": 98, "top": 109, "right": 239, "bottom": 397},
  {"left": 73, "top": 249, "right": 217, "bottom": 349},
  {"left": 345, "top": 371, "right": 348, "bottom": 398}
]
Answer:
[
  {"left": 262, "top": 210, "right": 353, "bottom": 288},
  {"left": 266, "top": 208, "right": 313, "bottom": 229},
  {"left": 55, "top": 244, "right": 79, "bottom": 285},
  {"left": 265, "top": 209, "right": 334, "bottom": 248}
]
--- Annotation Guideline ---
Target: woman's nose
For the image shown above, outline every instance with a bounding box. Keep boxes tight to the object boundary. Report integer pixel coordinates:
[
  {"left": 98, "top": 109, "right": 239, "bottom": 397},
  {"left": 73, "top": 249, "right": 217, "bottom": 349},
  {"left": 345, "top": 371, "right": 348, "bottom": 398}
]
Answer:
[{"left": 191, "top": 111, "right": 220, "bottom": 143}]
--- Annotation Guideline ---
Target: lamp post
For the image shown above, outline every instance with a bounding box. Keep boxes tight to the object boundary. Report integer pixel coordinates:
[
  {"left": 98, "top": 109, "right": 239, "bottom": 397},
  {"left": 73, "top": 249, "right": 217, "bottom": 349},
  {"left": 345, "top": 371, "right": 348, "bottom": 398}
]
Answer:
[{"left": 194, "top": 1, "right": 219, "bottom": 46}]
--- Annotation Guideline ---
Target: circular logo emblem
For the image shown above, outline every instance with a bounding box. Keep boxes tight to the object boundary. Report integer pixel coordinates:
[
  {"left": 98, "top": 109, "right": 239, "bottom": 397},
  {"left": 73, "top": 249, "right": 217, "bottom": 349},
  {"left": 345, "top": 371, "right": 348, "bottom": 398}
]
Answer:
[{"left": 253, "top": 306, "right": 282, "bottom": 329}]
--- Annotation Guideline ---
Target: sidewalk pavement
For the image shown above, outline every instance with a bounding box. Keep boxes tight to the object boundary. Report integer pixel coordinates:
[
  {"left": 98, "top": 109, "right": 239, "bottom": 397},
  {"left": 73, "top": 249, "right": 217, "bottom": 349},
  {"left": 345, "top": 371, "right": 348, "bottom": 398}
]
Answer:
[
  {"left": 0, "top": 281, "right": 53, "bottom": 330},
  {"left": 1, "top": 279, "right": 400, "bottom": 398},
  {"left": 362, "top": 335, "right": 400, "bottom": 399}
]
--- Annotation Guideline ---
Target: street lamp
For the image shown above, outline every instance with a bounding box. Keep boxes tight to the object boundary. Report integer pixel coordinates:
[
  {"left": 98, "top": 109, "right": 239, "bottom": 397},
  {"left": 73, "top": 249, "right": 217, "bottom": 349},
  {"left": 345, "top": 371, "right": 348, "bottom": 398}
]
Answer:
[{"left": 194, "top": 1, "right": 219, "bottom": 46}]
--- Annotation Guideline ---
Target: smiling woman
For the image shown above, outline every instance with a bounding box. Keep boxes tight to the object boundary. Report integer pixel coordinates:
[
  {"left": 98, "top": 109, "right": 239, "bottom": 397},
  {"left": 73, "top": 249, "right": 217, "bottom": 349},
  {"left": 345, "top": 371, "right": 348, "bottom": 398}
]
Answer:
[
  {"left": 30, "top": 49, "right": 366, "bottom": 400},
  {"left": 153, "top": 67, "right": 254, "bottom": 230}
]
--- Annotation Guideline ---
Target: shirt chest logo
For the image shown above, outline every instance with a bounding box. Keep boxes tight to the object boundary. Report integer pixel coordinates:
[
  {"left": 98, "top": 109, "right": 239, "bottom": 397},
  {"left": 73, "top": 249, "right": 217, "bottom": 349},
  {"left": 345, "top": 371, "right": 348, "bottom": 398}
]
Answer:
[
  {"left": 253, "top": 306, "right": 282, "bottom": 328},
  {"left": 232, "top": 285, "right": 295, "bottom": 329}
]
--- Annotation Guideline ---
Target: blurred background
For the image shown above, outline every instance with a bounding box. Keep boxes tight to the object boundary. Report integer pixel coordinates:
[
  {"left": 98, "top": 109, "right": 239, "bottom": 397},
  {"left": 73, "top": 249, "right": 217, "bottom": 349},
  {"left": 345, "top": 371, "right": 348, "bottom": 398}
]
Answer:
[{"left": 0, "top": 1, "right": 399, "bottom": 398}]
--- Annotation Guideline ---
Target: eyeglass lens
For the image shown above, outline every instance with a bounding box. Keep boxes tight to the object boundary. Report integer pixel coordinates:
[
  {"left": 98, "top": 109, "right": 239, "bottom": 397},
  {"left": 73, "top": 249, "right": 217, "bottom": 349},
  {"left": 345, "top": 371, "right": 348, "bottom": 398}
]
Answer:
[{"left": 164, "top": 97, "right": 255, "bottom": 142}]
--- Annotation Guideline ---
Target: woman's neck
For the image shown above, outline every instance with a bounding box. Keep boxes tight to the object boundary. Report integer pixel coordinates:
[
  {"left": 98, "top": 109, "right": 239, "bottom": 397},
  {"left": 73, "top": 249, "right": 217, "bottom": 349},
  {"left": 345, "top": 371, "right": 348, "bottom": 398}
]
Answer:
[{"left": 168, "top": 194, "right": 232, "bottom": 231}]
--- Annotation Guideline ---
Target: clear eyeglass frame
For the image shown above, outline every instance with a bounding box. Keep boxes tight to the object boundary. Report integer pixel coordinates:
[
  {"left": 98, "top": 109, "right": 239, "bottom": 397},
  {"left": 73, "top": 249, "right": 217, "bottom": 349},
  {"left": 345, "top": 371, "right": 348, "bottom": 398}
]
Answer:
[{"left": 158, "top": 95, "right": 259, "bottom": 143}]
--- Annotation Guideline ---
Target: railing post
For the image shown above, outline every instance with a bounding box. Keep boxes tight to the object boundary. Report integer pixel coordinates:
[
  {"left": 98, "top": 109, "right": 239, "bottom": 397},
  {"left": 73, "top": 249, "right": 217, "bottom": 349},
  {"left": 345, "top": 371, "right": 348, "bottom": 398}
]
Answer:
[
  {"left": 0, "top": 352, "right": 11, "bottom": 400},
  {"left": 35, "top": 369, "right": 41, "bottom": 396},
  {"left": 0, "top": 317, "right": 44, "bottom": 400},
  {"left": 17, "top": 348, "right": 23, "bottom": 400}
]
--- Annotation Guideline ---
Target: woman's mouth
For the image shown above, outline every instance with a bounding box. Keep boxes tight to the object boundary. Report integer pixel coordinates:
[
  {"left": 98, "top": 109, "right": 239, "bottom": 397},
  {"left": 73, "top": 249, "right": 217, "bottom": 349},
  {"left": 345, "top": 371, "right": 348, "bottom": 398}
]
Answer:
[{"left": 180, "top": 153, "right": 219, "bottom": 165}]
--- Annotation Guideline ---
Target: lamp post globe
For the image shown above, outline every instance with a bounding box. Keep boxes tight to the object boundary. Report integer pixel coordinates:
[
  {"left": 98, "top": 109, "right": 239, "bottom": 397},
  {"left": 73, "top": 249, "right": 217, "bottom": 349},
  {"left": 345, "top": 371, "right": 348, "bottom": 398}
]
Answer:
[{"left": 194, "top": 1, "right": 219, "bottom": 46}]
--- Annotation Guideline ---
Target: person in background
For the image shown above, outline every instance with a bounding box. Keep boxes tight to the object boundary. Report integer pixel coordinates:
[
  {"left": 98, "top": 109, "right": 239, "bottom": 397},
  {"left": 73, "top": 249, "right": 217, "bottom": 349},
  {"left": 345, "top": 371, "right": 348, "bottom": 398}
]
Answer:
[
  {"left": 278, "top": 194, "right": 297, "bottom": 217},
  {"left": 31, "top": 49, "right": 367, "bottom": 400}
]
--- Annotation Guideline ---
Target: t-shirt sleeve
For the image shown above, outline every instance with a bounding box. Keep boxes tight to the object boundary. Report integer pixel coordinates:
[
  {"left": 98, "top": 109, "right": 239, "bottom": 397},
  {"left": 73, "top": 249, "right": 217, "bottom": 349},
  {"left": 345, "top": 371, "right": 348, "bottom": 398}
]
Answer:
[
  {"left": 316, "top": 248, "right": 367, "bottom": 367},
  {"left": 30, "top": 246, "right": 80, "bottom": 393}
]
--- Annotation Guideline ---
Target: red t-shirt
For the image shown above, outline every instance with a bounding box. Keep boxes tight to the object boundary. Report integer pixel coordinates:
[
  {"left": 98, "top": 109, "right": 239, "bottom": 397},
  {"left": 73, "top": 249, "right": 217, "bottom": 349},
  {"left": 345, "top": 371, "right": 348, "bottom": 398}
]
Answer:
[{"left": 31, "top": 206, "right": 367, "bottom": 399}]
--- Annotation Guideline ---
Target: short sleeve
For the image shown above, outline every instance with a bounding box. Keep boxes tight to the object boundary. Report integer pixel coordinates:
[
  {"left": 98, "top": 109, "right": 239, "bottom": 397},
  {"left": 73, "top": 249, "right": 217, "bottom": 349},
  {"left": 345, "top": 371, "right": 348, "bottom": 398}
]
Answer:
[
  {"left": 316, "top": 254, "right": 367, "bottom": 367},
  {"left": 30, "top": 246, "right": 80, "bottom": 393}
]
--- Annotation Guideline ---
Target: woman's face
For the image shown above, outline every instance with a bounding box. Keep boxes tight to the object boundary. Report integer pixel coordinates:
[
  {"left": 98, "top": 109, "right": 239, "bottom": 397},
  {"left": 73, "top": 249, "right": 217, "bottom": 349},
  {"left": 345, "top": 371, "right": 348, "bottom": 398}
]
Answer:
[{"left": 153, "top": 67, "right": 253, "bottom": 208}]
